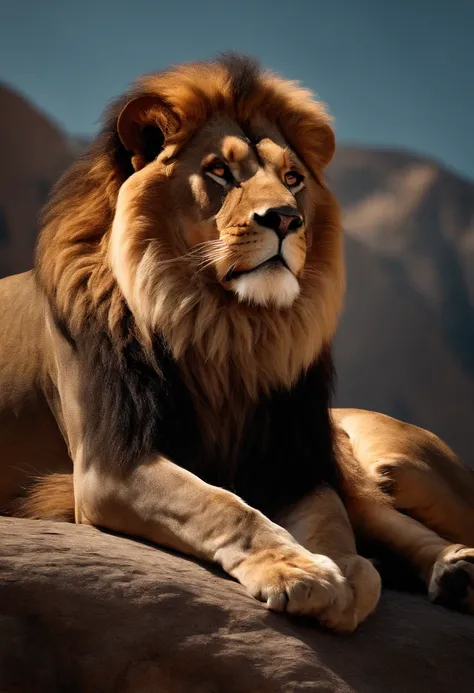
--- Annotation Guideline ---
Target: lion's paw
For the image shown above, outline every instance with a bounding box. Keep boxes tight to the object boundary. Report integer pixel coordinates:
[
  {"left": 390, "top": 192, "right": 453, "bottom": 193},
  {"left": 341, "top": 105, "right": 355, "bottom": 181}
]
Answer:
[
  {"left": 322, "top": 555, "right": 381, "bottom": 633},
  {"left": 234, "top": 547, "right": 358, "bottom": 631},
  {"left": 429, "top": 545, "right": 474, "bottom": 614}
]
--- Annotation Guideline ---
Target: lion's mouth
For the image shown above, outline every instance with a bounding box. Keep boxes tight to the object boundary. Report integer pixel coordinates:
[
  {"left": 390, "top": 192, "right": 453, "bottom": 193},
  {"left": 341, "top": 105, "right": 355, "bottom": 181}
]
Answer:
[{"left": 224, "top": 255, "right": 291, "bottom": 282}]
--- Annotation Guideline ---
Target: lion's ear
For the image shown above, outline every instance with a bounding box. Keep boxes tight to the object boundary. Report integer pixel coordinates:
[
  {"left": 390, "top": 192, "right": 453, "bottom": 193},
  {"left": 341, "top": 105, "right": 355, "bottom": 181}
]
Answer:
[
  {"left": 286, "top": 118, "right": 336, "bottom": 174},
  {"left": 317, "top": 124, "right": 336, "bottom": 167},
  {"left": 117, "top": 96, "right": 179, "bottom": 171}
]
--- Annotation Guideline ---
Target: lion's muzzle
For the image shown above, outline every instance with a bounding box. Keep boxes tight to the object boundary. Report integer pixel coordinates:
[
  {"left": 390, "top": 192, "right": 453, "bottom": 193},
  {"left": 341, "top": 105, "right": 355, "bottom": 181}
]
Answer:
[{"left": 253, "top": 205, "right": 303, "bottom": 239}]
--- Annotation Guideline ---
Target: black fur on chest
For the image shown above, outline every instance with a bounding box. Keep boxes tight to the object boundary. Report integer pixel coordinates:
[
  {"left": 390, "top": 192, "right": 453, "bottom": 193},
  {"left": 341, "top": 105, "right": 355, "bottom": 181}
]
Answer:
[
  {"left": 77, "top": 316, "right": 200, "bottom": 471},
  {"left": 232, "top": 349, "right": 341, "bottom": 518},
  {"left": 78, "top": 317, "right": 341, "bottom": 519}
]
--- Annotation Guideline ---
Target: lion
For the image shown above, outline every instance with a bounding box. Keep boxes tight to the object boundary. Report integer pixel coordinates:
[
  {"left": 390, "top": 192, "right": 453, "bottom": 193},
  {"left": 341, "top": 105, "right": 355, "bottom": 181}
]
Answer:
[{"left": 0, "top": 54, "right": 473, "bottom": 631}]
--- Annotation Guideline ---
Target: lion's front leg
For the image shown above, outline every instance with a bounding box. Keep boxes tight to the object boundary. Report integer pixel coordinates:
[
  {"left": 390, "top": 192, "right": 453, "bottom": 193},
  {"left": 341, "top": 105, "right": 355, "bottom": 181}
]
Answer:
[
  {"left": 278, "top": 487, "right": 381, "bottom": 632},
  {"left": 76, "top": 458, "right": 352, "bottom": 629}
]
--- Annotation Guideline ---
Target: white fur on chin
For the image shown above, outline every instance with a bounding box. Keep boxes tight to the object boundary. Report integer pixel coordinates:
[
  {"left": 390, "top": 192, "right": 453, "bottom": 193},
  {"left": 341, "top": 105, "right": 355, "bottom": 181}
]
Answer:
[{"left": 231, "top": 267, "right": 300, "bottom": 309}]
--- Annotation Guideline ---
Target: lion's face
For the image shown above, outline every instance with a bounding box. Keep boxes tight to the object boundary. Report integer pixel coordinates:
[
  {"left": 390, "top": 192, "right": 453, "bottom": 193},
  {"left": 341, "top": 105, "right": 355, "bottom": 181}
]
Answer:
[
  {"left": 174, "top": 117, "right": 315, "bottom": 309},
  {"left": 113, "top": 114, "right": 336, "bottom": 313}
]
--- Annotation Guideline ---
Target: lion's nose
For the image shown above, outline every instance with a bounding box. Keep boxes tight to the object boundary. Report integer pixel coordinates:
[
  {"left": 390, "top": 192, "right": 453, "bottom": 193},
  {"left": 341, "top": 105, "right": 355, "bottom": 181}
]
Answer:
[{"left": 253, "top": 206, "right": 303, "bottom": 238}]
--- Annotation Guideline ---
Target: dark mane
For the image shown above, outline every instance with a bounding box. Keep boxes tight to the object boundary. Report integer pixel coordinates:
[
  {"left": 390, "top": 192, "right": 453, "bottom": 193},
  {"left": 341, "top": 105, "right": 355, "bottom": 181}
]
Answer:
[{"left": 217, "top": 52, "right": 261, "bottom": 106}]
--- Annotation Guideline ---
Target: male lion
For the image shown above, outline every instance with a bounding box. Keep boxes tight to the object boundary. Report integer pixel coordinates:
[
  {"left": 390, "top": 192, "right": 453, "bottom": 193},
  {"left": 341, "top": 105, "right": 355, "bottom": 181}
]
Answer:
[{"left": 1, "top": 55, "right": 473, "bottom": 631}]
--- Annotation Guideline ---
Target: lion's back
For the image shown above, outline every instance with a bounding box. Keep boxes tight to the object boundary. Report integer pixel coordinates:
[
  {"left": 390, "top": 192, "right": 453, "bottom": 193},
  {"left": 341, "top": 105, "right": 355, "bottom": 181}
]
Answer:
[
  {"left": 0, "top": 271, "right": 70, "bottom": 508},
  {"left": 0, "top": 272, "right": 45, "bottom": 400}
]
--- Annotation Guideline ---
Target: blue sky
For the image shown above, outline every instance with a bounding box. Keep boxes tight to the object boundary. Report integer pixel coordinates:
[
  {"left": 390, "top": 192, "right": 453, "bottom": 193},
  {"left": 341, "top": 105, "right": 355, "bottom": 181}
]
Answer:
[{"left": 1, "top": 0, "right": 473, "bottom": 178}]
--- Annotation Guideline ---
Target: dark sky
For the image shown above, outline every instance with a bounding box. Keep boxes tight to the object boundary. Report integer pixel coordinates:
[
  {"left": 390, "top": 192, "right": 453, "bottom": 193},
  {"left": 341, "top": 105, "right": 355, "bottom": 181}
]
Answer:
[{"left": 1, "top": 0, "right": 473, "bottom": 178}]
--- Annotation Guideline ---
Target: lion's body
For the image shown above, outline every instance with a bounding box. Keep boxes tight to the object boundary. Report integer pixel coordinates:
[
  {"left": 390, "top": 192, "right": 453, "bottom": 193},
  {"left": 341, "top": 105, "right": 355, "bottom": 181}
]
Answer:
[
  {"left": 0, "top": 273, "right": 340, "bottom": 522},
  {"left": 1, "top": 273, "right": 472, "bottom": 534},
  {"left": 1, "top": 55, "right": 473, "bottom": 627},
  {"left": 1, "top": 289, "right": 473, "bottom": 538}
]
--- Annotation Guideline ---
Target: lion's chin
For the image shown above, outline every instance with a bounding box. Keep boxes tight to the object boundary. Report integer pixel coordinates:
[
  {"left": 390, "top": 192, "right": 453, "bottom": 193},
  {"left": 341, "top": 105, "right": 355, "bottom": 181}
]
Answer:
[{"left": 230, "top": 266, "right": 300, "bottom": 309}]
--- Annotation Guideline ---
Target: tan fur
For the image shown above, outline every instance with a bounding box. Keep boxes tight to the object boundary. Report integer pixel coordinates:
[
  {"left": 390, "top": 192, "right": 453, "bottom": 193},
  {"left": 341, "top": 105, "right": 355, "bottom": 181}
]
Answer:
[
  {"left": 1, "top": 55, "right": 473, "bottom": 629},
  {"left": 333, "top": 409, "right": 474, "bottom": 612},
  {"left": 333, "top": 409, "right": 474, "bottom": 545},
  {"left": 9, "top": 473, "right": 75, "bottom": 522}
]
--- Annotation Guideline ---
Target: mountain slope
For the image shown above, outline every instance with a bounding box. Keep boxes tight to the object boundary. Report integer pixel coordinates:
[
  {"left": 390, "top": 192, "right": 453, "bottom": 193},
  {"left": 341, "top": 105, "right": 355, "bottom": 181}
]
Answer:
[
  {"left": 329, "top": 148, "right": 474, "bottom": 463},
  {"left": 0, "top": 84, "right": 78, "bottom": 277}
]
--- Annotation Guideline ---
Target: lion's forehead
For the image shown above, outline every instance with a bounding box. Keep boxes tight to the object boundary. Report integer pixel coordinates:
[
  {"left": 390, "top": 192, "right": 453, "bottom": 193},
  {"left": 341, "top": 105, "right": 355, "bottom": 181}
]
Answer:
[{"left": 185, "top": 117, "right": 296, "bottom": 178}]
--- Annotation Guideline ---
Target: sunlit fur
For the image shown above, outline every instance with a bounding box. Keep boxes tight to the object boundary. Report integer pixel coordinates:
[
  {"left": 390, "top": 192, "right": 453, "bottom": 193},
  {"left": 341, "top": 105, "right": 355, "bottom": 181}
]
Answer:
[
  {"left": 232, "top": 266, "right": 300, "bottom": 308},
  {"left": 36, "top": 54, "right": 344, "bottom": 450}
]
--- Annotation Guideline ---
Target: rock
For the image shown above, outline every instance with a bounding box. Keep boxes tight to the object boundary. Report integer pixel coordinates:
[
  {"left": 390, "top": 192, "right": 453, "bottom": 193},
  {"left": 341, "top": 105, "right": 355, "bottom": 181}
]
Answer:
[
  {"left": 0, "top": 84, "right": 78, "bottom": 278},
  {"left": 330, "top": 147, "right": 474, "bottom": 465},
  {"left": 0, "top": 517, "right": 473, "bottom": 692}
]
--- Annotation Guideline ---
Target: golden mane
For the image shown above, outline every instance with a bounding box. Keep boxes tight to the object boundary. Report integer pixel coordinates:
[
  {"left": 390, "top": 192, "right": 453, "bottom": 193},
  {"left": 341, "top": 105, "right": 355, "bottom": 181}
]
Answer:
[{"left": 35, "top": 54, "right": 343, "bottom": 453}]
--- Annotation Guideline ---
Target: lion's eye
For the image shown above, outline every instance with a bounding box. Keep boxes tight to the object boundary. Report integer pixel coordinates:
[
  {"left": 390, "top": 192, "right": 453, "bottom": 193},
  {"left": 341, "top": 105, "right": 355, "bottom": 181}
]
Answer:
[
  {"left": 284, "top": 171, "right": 304, "bottom": 189},
  {"left": 212, "top": 163, "right": 227, "bottom": 177},
  {"left": 205, "top": 161, "right": 234, "bottom": 187}
]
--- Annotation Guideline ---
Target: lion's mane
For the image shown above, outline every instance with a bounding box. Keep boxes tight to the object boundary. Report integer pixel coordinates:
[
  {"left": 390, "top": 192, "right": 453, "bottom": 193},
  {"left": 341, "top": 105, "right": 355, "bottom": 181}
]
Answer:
[{"left": 34, "top": 54, "right": 344, "bottom": 518}]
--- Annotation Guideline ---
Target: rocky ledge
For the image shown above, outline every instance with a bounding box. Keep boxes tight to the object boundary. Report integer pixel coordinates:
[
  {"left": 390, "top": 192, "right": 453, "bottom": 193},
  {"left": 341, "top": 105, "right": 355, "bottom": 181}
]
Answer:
[{"left": 0, "top": 517, "right": 473, "bottom": 692}]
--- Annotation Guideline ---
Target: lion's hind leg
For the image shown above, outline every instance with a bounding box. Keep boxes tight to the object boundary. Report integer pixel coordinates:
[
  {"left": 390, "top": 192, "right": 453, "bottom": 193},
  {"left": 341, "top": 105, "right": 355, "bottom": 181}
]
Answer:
[
  {"left": 365, "top": 453, "right": 474, "bottom": 547},
  {"left": 335, "top": 408, "right": 474, "bottom": 614},
  {"left": 368, "top": 456, "right": 474, "bottom": 612},
  {"left": 351, "top": 501, "right": 474, "bottom": 614},
  {"left": 359, "top": 423, "right": 474, "bottom": 613},
  {"left": 334, "top": 408, "right": 474, "bottom": 546},
  {"left": 360, "top": 452, "right": 474, "bottom": 608},
  {"left": 429, "top": 545, "right": 474, "bottom": 613}
]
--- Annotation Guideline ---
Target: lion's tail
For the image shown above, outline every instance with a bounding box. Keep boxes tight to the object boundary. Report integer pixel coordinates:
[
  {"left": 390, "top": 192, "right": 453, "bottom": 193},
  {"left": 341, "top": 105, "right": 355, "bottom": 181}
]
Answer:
[{"left": 8, "top": 473, "right": 75, "bottom": 523}]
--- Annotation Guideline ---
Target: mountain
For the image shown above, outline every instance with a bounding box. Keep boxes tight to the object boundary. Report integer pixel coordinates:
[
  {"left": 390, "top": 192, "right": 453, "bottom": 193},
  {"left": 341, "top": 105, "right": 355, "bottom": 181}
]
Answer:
[
  {"left": 0, "top": 84, "right": 79, "bottom": 277},
  {"left": 328, "top": 149, "right": 474, "bottom": 464},
  {"left": 1, "top": 84, "right": 473, "bottom": 465}
]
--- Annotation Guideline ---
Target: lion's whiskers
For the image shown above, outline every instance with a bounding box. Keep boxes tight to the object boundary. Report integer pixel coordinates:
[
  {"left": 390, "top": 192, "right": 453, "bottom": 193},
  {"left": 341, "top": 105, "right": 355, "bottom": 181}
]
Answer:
[{"left": 145, "top": 239, "right": 228, "bottom": 270}]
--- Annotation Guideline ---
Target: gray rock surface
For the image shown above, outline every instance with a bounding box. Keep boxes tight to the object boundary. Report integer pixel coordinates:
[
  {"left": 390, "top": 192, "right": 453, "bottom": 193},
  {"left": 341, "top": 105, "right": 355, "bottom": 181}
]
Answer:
[{"left": 0, "top": 517, "right": 473, "bottom": 692}]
